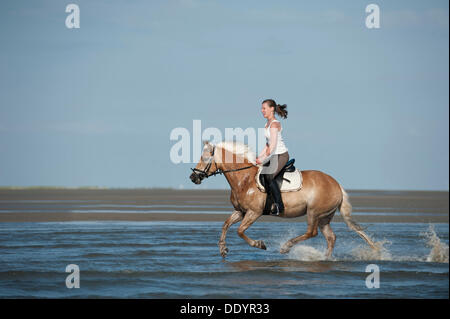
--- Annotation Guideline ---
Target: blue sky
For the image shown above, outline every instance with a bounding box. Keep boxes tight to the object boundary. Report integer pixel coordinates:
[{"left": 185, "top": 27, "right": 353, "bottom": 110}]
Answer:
[{"left": 0, "top": 0, "right": 448, "bottom": 190}]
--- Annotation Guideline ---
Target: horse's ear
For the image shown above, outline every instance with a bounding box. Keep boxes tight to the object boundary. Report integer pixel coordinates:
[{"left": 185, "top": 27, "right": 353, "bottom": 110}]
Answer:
[{"left": 203, "top": 140, "right": 209, "bottom": 145}]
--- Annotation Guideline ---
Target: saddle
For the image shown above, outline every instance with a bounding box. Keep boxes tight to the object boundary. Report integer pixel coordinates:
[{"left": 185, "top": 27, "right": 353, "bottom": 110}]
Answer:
[{"left": 255, "top": 158, "right": 303, "bottom": 193}]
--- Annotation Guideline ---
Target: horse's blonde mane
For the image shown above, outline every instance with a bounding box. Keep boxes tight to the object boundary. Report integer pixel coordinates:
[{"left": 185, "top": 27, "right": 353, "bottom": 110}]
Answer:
[{"left": 214, "top": 141, "right": 257, "bottom": 165}]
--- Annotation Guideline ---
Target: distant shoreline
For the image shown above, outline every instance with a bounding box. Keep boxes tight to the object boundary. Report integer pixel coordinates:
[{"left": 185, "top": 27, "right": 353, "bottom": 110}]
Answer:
[
  {"left": 0, "top": 186, "right": 448, "bottom": 192},
  {"left": 0, "top": 212, "right": 448, "bottom": 223},
  {"left": 0, "top": 188, "right": 447, "bottom": 223}
]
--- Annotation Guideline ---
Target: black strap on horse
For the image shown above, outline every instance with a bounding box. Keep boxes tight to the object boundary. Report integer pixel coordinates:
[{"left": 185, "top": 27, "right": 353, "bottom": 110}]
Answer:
[{"left": 191, "top": 145, "right": 254, "bottom": 179}]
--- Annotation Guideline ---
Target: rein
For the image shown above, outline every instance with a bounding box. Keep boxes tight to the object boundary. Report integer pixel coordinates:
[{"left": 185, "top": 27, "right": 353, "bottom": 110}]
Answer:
[{"left": 191, "top": 146, "right": 255, "bottom": 179}]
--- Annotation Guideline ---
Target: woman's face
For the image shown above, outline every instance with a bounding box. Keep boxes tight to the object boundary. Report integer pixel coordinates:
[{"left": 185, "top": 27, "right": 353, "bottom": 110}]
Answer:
[{"left": 261, "top": 103, "right": 273, "bottom": 119}]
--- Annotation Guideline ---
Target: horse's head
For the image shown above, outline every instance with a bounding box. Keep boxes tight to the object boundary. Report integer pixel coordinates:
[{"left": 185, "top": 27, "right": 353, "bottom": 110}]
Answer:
[{"left": 190, "top": 140, "right": 219, "bottom": 184}]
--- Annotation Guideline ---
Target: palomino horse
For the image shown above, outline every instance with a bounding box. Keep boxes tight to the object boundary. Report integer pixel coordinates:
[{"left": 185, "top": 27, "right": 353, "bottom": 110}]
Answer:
[{"left": 190, "top": 140, "right": 377, "bottom": 259}]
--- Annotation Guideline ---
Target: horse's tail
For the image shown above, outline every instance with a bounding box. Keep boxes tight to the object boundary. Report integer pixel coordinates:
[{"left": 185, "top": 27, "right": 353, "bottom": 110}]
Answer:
[{"left": 338, "top": 185, "right": 378, "bottom": 250}]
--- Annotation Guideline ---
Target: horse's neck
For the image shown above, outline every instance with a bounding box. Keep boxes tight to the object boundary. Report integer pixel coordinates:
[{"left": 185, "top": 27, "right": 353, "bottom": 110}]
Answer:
[{"left": 219, "top": 161, "right": 258, "bottom": 193}]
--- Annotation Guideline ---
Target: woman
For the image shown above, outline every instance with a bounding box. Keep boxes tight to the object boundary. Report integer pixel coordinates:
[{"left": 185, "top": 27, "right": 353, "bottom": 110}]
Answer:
[{"left": 255, "top": 99, "right": 289, "bottom": 216}]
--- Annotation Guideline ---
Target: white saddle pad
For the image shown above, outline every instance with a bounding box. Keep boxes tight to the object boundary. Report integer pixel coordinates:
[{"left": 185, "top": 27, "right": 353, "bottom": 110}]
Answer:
[{"left": 255, "top": 166, "right": 303, "bottom": 193}]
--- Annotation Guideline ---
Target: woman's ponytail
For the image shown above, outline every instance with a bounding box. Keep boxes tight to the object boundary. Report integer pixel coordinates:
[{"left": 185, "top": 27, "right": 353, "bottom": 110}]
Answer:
[
  {"left": 275, "top": 104, "right": 288, "bottom": 119},
  {"left": 262, "top": 99, "right": 288, "bottom": 119}
]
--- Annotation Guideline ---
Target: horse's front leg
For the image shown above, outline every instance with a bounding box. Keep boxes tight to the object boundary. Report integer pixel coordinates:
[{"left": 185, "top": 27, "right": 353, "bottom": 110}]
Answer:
[
  {"left": 218, "top": 210, "right": 244, "bottom": 258},
  {"left": 237, "top": 209, "right": 266, "bottom": 250}
]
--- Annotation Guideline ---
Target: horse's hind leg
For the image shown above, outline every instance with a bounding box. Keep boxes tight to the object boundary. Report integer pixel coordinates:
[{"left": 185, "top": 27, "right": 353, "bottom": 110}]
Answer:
[
  {"left": 237, "top": 209, "right": 266, "bottom": 251},
  {"left": 280, "top": 212, "right": 319, "bottom": 254},
  {"left": 218, "top": 210, "right": 244, "bottom": 258},
  {"left": 318, "top": 211, "right": 337, "bottom": 259}
]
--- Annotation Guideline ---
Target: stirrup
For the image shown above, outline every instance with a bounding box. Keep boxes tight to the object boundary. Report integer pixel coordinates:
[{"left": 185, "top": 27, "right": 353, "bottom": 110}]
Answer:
[{"left": 269, "top": 203, "right": 280, "bottom": 216}]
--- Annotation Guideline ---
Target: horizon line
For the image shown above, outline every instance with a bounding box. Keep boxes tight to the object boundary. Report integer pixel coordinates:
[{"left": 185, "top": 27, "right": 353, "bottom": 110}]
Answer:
[{"left": 0, "top": 186, "right": 448, "bottom": 193}]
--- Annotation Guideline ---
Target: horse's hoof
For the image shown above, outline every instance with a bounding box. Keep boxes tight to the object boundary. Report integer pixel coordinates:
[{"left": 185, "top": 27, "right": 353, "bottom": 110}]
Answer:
[
  {"left": 255, "top": 240, "right": 266, "bottom": 250},
  {"left": 280, "top": 245, "right": 291, "bottom": 254},
  {"left": 220, "top": 247, "right": 229, "bottom": 258}
]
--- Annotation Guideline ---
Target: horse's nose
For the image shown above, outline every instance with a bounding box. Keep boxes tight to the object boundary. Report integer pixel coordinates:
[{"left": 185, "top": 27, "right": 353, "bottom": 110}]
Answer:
[
  {"left": 189, "top": 173, "right": 198, "bottom": 184},
  {"left": 190, "top": 173, "right": 202, "bottom": 184}
]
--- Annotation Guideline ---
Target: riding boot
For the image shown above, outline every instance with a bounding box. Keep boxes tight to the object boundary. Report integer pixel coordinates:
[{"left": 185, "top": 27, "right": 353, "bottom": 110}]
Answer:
[
  {"left": 263, "top": 175, "right": 274, "bottom": 214},
  {"left": 268, "top": 179, "right": 284, "bottom": 215}
]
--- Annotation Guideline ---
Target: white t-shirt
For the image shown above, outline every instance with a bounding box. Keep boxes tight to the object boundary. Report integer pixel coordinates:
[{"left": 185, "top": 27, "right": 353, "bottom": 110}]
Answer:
[{"left": 264, "top": 119, "right": 288, "bottom": 155}]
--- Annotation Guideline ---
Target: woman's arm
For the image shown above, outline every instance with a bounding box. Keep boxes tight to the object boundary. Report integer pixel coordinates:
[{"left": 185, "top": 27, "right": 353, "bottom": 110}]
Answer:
[
  {"left": 267, "top": 126, "right": 279, "bottom": 155},
  {"left": 256, "top": 123, "right": 280, "bottom": 164},
  {"left": 256, "top": 145, "right": 268, "bottom": 164},
  {"left": 258, "top": 144, "right": 268, "bottom": 158}
]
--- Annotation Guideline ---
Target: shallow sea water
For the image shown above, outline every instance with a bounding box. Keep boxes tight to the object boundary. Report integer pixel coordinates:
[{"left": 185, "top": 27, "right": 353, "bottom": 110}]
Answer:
[{"left": 0, "top": 221, "right": 448, "bottom": 298}]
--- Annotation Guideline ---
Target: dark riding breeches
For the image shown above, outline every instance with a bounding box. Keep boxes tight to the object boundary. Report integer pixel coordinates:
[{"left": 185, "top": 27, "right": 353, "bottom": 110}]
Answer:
[{"left": 262, "top": 152, "right": 290, "bottom": 183}]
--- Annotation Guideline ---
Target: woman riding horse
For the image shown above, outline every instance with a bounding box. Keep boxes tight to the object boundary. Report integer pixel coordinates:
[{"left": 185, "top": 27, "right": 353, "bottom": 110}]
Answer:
[
  {"left": 189, "top": 101, "right": 378, "bottom": 259},
  {"left": 255, "top": 99, "right": 289, "bottom": 216}
]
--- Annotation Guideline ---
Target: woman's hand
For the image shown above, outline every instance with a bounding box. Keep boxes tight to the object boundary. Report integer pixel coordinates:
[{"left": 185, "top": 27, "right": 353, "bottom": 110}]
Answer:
[{"left": 256, "top": 157, "right": 262, "bottom": 165}]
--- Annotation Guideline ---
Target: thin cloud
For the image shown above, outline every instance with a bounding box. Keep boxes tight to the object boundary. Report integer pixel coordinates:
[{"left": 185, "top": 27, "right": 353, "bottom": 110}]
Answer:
[
  {"left": 425, "top": 8, "right": 449, "bottom": 28},
  {"left": 383, "top": 8, "right": 449, "bottom": 29},
  {"left": 47, "top": 120, "right": 139, "bottom": 135}
]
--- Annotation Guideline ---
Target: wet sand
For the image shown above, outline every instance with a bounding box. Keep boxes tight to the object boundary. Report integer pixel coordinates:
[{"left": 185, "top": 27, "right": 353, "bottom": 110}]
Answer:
[{"left": 0, "top": 188, "right": 448, "bottom": 223}]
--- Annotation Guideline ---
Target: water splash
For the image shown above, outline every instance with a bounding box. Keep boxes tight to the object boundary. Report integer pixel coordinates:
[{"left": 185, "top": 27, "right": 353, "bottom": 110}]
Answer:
[
  {"left": 421, "top": 225, "right": 449, "bottom": 263},
  {"left": 270, "top": 225, "right": 449, "bottom": 263},
  {"left": 350, "top": 239, "right": 393, "bottom": 261},
  {"left": 287, "top": 245, "right": 328, "bottom": 261},
  {"left": 269, "top": 227, "right": 329, "bottom": 261}
]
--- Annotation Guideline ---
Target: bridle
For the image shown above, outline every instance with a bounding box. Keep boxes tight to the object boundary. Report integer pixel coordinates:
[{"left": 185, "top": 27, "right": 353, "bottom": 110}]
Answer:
[{"left": 190, "top": 145, "right": 255, "bottom": 180}]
